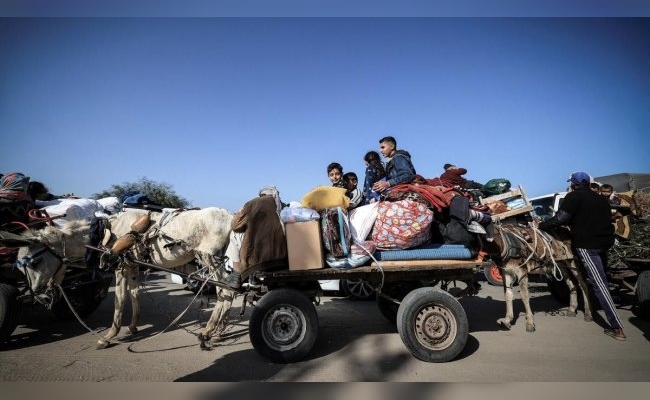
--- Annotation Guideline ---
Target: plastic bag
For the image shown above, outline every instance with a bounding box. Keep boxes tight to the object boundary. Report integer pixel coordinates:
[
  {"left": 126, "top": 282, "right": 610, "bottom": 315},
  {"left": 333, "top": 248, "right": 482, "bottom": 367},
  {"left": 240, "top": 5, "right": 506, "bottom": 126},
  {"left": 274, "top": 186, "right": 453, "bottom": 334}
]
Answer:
[
  {"left": 481, "top": 179, "right": 511, "bottom": 196},
  {"left": 348, "top": 202, "right": 379, "bottom": 242},
  {"left": 280, "top": 206, "right": 320, "bottom": 223}
]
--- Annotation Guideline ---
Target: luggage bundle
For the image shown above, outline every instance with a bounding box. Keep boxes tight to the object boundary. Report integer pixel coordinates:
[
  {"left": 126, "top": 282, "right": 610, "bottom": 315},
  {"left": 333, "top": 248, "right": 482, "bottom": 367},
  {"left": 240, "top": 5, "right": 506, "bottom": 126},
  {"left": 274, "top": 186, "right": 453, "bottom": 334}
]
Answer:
[{"left": 294, "top": 183, "right": 499, "bottom": 269}]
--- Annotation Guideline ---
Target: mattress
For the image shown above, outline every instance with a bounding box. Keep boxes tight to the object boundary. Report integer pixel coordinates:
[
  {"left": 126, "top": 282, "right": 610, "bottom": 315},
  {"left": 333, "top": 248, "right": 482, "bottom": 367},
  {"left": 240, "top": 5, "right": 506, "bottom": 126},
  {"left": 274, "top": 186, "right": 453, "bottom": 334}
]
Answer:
[{"left": 374, "top": 243, "right": 476, "bottom": 261}]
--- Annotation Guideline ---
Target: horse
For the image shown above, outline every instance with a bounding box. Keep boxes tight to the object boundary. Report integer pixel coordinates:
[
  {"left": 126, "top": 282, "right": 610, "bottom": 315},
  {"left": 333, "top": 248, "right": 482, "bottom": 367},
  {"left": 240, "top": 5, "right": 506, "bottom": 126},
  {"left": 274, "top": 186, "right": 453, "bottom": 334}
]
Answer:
[
  {"left": 96, "top": 207, "right": 236, "bottom": 349},
  {"left": 479, "top": 220, "right": 594, "bottom": 332}
]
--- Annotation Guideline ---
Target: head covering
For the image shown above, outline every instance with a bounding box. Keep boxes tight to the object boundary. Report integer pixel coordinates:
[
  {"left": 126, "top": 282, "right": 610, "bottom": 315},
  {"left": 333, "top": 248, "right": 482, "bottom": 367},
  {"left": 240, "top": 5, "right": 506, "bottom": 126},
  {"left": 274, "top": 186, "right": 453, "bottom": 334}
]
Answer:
[
  {"left": 0, "top": 172, "right": 30, "bottom": 192},
  {"left": 443, "top": 163, "right": 453, "bottom": 170},
  {"left": 259, "top": 185, "right": 282, "bottom": 215},
  {"left": 568, "top": 171, "right": 591, "bottom": 185},
  {"left": 0, "top": 172, "right": 33, "bottom": 202}
]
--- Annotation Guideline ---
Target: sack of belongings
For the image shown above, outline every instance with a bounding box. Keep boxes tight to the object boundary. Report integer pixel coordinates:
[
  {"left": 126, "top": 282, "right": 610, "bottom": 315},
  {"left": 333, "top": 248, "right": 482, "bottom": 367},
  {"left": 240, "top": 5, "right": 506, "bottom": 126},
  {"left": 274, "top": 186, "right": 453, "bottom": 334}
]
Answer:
[
  {"left": 481, "top": 178, "right": 511, "bottom": 197},
  {"left": 348, "top": 202, "right": 379, "bottom": 242},
  {"left": 372, "top": 199, "right": 433, "bottom": 250}
]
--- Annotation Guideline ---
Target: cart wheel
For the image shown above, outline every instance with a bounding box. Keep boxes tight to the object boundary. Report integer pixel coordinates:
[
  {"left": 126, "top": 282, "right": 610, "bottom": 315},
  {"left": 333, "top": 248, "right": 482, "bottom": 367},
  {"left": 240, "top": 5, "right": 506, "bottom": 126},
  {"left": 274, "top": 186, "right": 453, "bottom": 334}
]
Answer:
[
  {"left": 0, "top": 283, "right": 21, "bottom": 344},
  {"left": 249, "top": 288, "right": 319, "bottom": 363},
  {"left": 636, "top": 270, "right": 650, "bottom": 319},
  {"left": 51, "top": 271, "right": 112, "bottom": 320},
  {"left": 341, "top": 278, "right": 375, "bottom": 301},
  {"left": 484, "top": 263, "right": 504, "bottom": 286},
  {"left": 396, "top": 287, "right": 468, "bottom": 363}
]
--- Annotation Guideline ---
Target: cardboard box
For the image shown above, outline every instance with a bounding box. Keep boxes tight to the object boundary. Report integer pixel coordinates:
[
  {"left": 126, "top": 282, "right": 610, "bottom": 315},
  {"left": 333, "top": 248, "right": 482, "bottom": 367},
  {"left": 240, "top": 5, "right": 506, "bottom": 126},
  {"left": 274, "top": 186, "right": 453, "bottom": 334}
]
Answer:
[{"left": 285, "top": 220, "right": 325, "bottom": 270}]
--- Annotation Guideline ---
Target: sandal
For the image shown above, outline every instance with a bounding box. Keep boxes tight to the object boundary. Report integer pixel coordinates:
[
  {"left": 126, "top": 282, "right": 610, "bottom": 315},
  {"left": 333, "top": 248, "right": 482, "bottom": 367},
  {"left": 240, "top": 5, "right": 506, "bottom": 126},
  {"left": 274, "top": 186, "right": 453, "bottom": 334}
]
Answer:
[{"left": 604, "top": 329, "right": 626, "bottom": 341}]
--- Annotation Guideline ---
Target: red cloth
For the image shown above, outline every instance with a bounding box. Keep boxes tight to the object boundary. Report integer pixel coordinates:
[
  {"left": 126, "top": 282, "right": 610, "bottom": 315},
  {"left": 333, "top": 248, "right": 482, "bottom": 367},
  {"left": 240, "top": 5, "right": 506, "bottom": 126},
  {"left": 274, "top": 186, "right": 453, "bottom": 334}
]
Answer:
[
  {"left": 388, "top": 183, "right": 460, "bottom": 212},
  {"left": 440, "top": 168, "right": 468, "bottom": 186}
]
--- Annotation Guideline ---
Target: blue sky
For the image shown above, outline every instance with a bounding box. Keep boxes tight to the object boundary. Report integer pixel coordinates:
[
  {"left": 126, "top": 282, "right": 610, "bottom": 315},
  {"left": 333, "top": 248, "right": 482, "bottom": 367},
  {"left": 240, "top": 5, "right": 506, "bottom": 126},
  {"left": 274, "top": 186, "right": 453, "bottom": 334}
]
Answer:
[{"left": 1, "top": 17, "right": 648, "bottom": 212}]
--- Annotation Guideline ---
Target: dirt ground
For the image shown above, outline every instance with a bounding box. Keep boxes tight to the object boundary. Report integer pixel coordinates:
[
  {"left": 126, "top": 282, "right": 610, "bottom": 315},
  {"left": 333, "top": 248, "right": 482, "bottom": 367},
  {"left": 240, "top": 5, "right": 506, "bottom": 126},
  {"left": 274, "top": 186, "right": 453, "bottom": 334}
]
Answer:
[{"left": 1, "top": 271, "right": 649, "bottom": 383}]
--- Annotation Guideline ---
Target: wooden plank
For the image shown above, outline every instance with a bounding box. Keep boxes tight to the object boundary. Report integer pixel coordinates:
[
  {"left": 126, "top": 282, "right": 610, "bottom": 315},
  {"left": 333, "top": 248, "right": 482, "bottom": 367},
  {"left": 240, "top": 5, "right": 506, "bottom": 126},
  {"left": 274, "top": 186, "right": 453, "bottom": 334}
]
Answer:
[
  {"left": 479, "top": 184, "right": 534, "bottom": 221},
  {"left": 370, "top": 259, "right": 484, "bottom": 268},
  {"left": 490, "top": 205, "right": 534, "bottom": 220},
  {"left": 519, "top": 185, "right": 530, "bottom": 203},
  {"left": 481, "top": 189, "right": 523, "bottom": 204},
  {"left": 256, "top": 259, "right": 489, "bottom": 282}
]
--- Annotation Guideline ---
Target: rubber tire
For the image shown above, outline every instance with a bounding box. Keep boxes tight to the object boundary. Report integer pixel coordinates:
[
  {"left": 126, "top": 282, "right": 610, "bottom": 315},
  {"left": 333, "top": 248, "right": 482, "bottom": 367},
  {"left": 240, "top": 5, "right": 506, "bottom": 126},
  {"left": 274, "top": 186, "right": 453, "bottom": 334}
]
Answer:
[
  {"left": 51, "top": 271, "right": 112, "bottom": 320},
  {"left": 636, "top": 270, "right": 650, "bottom": 319},
  {"left": 341, "top": 278, "right": 375, "bottom": 301},
  {"left": 249, "top": 288, "right": 319, "bottom": 363},
  {"left": 484, "top": 263, "right": 504, "bottom": 286},
  {"left": 0, "top": 283, "right": 21, "bottom": 344},
  {"left": 396, "top": 287, "right": 469, "bottom": 363}
]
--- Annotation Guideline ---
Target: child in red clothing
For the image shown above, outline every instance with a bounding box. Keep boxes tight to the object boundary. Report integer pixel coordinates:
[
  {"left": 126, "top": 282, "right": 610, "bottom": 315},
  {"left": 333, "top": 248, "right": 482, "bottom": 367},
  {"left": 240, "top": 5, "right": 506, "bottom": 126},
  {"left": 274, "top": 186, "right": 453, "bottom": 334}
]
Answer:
[{"left": 440, "top": 164, "right": 482, "bottom": 189}]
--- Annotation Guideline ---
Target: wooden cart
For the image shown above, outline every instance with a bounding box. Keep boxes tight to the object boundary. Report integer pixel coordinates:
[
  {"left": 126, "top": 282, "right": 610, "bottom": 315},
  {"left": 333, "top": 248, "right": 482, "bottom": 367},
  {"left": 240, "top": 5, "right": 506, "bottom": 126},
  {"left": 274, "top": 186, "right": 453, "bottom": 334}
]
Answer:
[{"left": 243, "top": 258, "right": 490, "bottom": 364}]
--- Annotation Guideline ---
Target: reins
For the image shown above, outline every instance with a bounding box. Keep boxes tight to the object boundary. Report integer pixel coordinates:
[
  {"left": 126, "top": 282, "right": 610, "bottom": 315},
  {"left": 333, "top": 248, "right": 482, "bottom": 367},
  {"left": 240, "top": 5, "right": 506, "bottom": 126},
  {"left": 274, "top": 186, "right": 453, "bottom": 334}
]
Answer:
[{"left": 128, "top": 260, "right": 240, "bottom": 352}]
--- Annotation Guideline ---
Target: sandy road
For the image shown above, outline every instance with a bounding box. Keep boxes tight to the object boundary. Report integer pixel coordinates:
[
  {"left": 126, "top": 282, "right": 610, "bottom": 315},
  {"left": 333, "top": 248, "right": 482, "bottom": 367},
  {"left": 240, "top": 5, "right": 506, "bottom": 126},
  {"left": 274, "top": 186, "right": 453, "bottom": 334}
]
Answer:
[{"left": 1, "top": 271, "right": 649, "bottom": 382}]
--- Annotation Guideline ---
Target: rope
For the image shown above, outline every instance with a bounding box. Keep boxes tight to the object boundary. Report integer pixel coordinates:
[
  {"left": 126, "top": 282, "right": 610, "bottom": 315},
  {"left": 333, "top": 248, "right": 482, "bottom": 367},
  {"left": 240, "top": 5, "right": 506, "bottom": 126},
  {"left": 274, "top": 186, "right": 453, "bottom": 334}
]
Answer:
[
  {"left": 54, "top": 283, "right": 103, "bottom": 338},
  {"left": 127, "top": 263, "right": 239, "bottom": 351},
  {"left": 126, "top": 272, "right": 211, "bottom": 351},
  {"left": 352, "top": 236, "right": 385, "bottom": 294},
  {"left": 532, "top": 225, "right": 564, "bottom": 281},
  {"left": 497, "top": 223, "right": 564, "bottom": 282}
]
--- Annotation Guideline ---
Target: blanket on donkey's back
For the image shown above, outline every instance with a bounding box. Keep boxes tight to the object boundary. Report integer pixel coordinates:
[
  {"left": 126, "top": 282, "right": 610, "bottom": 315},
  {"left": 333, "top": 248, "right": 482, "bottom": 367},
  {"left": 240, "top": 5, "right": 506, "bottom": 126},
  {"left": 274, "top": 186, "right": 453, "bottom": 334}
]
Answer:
[
  {"left": 374, "top": 243, "right": 476, "bottom": 261},
  {"left": 35, "top": 198, "right": 105, "bottom": 227}
]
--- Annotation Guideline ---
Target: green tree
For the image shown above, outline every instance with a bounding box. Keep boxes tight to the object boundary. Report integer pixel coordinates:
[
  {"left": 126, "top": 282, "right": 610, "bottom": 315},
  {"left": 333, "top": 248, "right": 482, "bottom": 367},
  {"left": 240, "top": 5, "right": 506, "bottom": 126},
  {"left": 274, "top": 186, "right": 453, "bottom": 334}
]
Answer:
[{"left": 92, "top": 177, "right": 190, "bottom": 208}]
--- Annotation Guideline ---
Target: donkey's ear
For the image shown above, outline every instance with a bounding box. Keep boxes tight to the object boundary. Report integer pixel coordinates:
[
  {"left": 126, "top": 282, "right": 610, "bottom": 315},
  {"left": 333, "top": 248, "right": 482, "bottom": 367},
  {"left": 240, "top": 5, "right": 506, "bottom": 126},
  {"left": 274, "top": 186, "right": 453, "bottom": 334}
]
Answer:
[{"left": 0, "top": 230, "right": 38, "bottom": 247}]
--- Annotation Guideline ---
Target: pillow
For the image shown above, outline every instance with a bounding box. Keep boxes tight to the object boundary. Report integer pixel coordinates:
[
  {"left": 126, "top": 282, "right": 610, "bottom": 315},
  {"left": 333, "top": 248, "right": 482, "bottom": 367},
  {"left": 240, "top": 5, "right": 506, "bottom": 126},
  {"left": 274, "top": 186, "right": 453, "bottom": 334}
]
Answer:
[{"left": 301, "top": 186, "right": 350, "bottom": 211}]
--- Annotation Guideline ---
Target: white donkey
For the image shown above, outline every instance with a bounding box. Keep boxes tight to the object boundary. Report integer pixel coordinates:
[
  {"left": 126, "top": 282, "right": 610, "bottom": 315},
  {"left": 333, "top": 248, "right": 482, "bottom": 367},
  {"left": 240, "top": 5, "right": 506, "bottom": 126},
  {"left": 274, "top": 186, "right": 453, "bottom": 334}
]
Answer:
[
  {"left": 0, "top": 220, "right": 98, "bottom": 343},
  {"left": 481, "top": 222, "right": 593, "bottom": 332},
  {"left": 97, "top": 207, "right": 236, "bottom": 349},
  {"left": 2, "top": 220, "right": 92, "bottom": 307}
]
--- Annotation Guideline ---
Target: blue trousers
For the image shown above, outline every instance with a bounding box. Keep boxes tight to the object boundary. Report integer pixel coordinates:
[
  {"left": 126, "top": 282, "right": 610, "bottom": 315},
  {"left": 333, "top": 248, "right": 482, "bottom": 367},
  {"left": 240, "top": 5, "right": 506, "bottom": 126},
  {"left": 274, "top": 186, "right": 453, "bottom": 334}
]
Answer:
[{"left": 575, "top": 247, "right": 623, "bottom": 330}]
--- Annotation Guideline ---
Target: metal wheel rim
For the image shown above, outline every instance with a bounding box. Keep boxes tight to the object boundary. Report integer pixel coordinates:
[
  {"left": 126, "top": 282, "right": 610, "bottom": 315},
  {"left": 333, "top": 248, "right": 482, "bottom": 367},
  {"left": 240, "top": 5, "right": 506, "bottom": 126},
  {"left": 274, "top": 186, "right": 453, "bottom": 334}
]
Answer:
[
  {"left": 347, "top": 279, "right": 375, "bottom": 298},
  {"left": 489, "top": 265, "right": 502, "bottom": 282},
  {"left": 262, "top": 304, "right": 306, "bottom": 351},
  {"left": 414, "top": 304, "right": 457, "bottom": 350}
]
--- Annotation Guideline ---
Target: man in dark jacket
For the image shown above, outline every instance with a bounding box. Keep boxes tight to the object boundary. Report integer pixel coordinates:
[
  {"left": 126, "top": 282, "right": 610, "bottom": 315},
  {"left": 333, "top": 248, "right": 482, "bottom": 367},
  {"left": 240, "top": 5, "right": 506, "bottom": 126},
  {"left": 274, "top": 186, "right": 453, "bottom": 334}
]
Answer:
[
  {"left": 539, "top": 171, "right": 626, "bottom": 341},
  {"left": 372, "top": 135, "right": 416, "bottom": 193}
]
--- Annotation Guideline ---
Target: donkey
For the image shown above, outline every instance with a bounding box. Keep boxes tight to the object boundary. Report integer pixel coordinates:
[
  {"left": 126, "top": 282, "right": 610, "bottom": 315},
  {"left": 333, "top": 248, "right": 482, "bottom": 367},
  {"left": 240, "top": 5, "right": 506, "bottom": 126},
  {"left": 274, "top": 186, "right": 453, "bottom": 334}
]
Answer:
[
  {"left": 480, "top": 220, "right": 593, "bottom": 332},
  {"left": 97, "top": 207, "right": 236, "bottom": 349},
  {"left": 1, "top": 220, "right": 92, "bottom": 308}
]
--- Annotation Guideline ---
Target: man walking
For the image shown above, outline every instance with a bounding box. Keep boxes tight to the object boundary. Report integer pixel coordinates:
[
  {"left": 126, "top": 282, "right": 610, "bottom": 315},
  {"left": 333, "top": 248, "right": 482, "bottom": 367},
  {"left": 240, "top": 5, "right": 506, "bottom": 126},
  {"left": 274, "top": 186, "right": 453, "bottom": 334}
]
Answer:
[{"left": 539, "top": 171, "right": 626, "bottom": 340}]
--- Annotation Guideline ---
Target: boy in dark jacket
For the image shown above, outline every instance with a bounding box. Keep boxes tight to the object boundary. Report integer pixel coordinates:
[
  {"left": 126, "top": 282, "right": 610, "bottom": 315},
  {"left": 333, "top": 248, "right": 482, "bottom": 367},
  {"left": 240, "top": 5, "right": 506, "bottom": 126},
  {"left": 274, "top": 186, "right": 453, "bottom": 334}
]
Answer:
[{"left": 372, "top": 136, "right": 416, "bottom": 193}]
